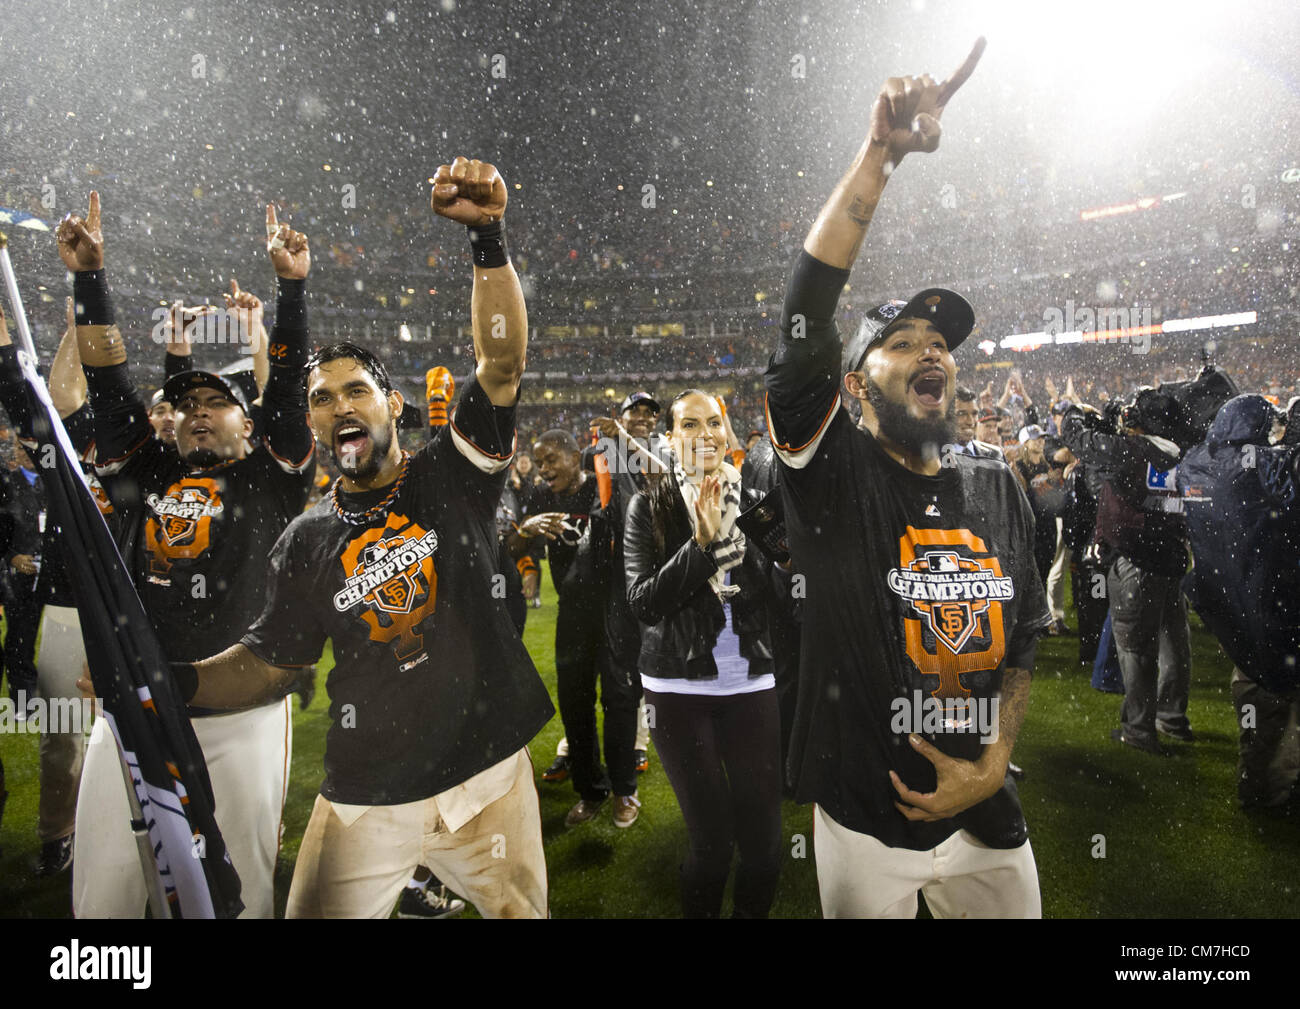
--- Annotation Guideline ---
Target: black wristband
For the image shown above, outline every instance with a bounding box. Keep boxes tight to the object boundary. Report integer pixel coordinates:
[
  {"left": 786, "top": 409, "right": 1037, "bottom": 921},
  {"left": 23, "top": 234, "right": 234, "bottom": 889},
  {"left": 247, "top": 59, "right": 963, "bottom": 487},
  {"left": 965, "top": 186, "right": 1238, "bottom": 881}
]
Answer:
[
  {"left": 270, "top": 277, "right": 309, "bottom": 370},
  {"left": 73, "top": 270, "right": 115, "bottom": 327},
  {"left": 273, "top": 276, "right": 308, "bottom": 331},
  {"left": 467, "top": 220, "right": 508, "bottom": 269},
  {"left": 169, "top": 662, "right": 199, "bottom": 703}
]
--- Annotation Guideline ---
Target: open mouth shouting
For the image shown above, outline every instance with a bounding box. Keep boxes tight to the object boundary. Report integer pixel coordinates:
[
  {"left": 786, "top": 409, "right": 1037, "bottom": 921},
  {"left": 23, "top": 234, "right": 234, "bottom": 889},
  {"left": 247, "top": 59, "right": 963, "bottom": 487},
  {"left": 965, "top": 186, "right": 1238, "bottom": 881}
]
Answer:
[
  {"left": 909, "top": 369, "right": 948, "bottom": 410},
  {"left": 335, "top": 421, "right": 372, "bottom": 467}
]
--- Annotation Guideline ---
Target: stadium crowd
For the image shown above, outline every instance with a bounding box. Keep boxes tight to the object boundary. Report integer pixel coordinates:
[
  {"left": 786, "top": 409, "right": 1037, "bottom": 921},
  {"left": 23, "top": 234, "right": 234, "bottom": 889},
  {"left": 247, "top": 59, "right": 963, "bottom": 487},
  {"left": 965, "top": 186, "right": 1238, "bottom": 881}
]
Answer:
[{"left": 0, "top": 57, "right": 1297, "bottom": 920}]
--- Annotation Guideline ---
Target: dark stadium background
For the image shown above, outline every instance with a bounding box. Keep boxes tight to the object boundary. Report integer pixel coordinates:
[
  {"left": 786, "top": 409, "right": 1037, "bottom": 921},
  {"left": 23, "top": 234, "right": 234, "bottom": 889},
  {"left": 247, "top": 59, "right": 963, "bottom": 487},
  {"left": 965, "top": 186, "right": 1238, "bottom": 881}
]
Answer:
[{"left": 0, "top": 0, "right": 1297, "bottom": 917}]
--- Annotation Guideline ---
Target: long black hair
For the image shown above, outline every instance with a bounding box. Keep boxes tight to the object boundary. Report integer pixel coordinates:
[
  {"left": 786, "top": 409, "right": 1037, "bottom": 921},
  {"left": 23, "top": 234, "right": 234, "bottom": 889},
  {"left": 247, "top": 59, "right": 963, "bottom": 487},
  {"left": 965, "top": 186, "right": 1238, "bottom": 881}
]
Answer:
[{"left": 643, "top": 388, "right": 714, "bottom": 557}]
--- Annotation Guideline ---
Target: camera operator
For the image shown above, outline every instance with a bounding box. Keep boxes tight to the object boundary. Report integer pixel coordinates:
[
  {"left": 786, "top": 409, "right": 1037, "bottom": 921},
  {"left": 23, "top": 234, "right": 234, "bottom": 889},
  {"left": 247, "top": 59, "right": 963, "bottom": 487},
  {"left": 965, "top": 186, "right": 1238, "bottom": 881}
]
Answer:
[
  {"left": 1061, "top": 450, "right": 1109, "bottom": 666},
  {"left": 1060, "top": 394, "right": 1193, "bottom": 754},
  {"left": 1179, "top": 395, "right": 1300, "bottom": 807}
]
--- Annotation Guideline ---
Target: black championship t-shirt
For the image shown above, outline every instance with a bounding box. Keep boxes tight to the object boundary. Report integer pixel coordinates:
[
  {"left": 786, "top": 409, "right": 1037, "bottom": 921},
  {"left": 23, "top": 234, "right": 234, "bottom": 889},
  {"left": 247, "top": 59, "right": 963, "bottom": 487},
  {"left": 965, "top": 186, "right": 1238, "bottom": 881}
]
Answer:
[
  {"left": 521, "top": 476, "right": 607, "bottom": 605},
  {"left": 764, "top": 252, "right": 1053, "bottom": 851},
  {"left": 85, "top": 272, "right": 317, "bottom": 664},
  {"left": 99, "top": 442, "right": 314, "bottom": 663},
  {"left": 241, "top": 377, "right": 555, "bottom": 805}
]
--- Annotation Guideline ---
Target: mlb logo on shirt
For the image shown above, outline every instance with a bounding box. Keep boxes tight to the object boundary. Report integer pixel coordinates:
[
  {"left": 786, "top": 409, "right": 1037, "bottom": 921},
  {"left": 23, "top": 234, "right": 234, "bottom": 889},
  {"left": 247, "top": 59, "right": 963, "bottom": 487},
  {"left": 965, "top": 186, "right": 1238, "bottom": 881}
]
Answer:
[
  {"left": 923, "top": 551, "right": 962, "bottom": 573},
  {"left": 1146, "top": 464, "right": 1177, "bottom": 491}
]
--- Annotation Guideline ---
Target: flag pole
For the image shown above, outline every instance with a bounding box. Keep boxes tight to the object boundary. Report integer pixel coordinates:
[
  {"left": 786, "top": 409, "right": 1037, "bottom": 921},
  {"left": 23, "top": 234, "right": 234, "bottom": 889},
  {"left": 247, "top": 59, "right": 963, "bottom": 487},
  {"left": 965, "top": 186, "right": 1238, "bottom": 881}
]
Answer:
[
  {"left": 0, "top": 231, "right": 173, "bottom": 919},
  {"left": 0, "top": 232, "right": 39, "bottom": 362}
]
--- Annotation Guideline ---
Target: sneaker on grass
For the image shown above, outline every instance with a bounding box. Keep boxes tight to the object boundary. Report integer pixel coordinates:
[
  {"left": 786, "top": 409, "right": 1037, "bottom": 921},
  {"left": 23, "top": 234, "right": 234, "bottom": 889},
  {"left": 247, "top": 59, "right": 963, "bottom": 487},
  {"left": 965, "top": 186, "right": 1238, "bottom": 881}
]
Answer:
[{"left": 397, "top": 884, "right": 466, "bottom": 919}]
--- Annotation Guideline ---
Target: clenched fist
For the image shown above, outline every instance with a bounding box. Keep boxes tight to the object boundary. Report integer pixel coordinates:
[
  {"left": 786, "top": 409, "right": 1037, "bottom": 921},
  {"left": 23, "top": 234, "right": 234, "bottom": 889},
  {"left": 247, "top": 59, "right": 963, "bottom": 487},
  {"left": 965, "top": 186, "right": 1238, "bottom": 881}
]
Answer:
[
  {"left": 869, "top": 37, "right": 985, "bottom": 163},
  {"left": 55, "top": 191, "right": 104, "bottom": 272},
  {"left": 430, "top": 157, "right": 507, "bottom": 226},
  {"left": 265, "top": 204, "right": 310, "bottom": 279}
]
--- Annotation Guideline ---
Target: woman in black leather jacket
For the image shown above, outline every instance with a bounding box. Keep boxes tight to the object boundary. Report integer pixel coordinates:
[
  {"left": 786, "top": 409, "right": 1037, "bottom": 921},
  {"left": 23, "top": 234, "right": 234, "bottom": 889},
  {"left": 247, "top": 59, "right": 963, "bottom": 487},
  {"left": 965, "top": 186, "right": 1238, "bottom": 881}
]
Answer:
[{"left": 624, "top": 390, "right": 782, "bottom": 918}]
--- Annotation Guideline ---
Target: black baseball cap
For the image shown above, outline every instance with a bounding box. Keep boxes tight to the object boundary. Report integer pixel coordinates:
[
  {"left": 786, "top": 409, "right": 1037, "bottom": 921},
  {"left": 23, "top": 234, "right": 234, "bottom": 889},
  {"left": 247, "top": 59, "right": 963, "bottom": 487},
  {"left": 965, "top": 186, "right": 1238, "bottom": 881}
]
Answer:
[
  {"left": 842, "top": 289, "right": 976, "bottom": 375},
  {"left": 398, "top": 400, "right": 426, "bottom": 430},
  {"left": 162, "top": 370, "right": 253, "bottom": 416},
  {"left": 619, "top": 391, "right": 661, "bottom": 415},
  {"left": 215, "top": 360, "right": 261, "bottom": 409}
]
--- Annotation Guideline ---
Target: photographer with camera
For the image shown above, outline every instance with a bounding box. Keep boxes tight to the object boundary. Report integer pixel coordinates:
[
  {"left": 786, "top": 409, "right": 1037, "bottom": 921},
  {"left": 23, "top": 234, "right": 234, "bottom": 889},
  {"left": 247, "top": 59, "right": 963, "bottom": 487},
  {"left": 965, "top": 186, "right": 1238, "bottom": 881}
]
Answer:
[
  {"left": 510, "top": 430, "right": 642, "bottom": 828},
  {"left": 1060, "top": 393, "right": 1194, "bottom": 754},
  {"left": 1179, "top": 395, "right": 1300, "bottom": 807}
]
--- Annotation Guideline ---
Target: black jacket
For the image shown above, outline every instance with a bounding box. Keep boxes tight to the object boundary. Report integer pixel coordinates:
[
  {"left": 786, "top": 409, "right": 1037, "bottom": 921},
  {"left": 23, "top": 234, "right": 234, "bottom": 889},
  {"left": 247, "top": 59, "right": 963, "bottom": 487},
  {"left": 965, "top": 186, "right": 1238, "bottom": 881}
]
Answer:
[
  {"left": 1060, "top": 404, "right": 1186, "bottom": 577},
  {"left": 1178, "top": 395, "right": 1300, "bottom": 694},
  {"left": 624, "top": 473, "right": 773, "bottom": 680}
]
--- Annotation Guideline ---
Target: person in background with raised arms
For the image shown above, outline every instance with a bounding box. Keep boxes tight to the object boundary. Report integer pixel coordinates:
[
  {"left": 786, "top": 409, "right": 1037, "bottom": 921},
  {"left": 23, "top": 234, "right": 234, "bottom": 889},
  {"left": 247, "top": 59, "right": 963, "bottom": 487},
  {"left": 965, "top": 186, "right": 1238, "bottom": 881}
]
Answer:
[{"left": 60, "top": 193, "right": 316, "bottom": 918}]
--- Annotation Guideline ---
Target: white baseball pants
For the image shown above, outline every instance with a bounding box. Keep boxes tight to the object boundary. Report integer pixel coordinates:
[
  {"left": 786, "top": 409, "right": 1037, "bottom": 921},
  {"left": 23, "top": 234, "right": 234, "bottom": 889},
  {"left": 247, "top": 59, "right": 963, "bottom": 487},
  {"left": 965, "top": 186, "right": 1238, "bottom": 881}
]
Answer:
[
  {"left": 73, "top": 697, "right": 292, "bottom": 918},
  {"left": 34, "top": 605, "right": 89, "bottom": 843},
  {"left": 286, "top": 748, "right": 547, "bottom": 919},
  {"left": 814, "top": 804, "right": 1041, "bottom": 919}
]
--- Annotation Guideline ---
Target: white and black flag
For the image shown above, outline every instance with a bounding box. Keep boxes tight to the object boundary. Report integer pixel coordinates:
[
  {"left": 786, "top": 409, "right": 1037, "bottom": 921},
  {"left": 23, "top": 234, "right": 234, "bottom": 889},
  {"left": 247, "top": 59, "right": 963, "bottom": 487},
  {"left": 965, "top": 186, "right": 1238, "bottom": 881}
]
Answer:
[{"left": 0, "top": 259, "right": 242, "bottom": 918}]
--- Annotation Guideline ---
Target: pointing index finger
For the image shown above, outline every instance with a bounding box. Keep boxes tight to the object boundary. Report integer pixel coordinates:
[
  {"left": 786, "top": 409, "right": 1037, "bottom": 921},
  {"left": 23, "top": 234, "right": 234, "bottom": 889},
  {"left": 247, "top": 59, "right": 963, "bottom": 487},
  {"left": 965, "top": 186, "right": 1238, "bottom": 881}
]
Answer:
[
  {"left": 87, "top": 191, "right": 101, "bottom": 233},
  {"left": 937, "top": 36, "right": 986, "bottom": 107},
  {"left": 265, "top": 203, "right": 279, "bottom": 237}
]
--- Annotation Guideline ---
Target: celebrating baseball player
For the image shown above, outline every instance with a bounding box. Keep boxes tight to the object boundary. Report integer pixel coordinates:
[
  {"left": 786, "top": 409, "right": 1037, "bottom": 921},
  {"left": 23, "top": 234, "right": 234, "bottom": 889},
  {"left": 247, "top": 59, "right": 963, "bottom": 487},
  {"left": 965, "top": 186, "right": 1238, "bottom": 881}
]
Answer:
[
  {"left": 763, "top": 39, "right": 1054, "bottom": 918},
  {"left": 164, "top": 157, "right": 555, "bottom": 918},
  {"left": 60, "top": 193, "right": 317, "bottom": 917}
]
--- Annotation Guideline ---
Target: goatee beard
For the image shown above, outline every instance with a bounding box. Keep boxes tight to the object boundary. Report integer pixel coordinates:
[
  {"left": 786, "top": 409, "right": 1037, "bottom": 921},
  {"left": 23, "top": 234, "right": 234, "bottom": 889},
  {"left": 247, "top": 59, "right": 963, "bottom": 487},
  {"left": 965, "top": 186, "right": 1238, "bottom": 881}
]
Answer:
[
  {"left": 335, "top": 423, "right": 394, "bottom": 481},
  {"left": 865, "top": 376, "right": 956, "bottom": 460},
  {"left": 184, "top": 447, "right": 223, "bottom": 469}
]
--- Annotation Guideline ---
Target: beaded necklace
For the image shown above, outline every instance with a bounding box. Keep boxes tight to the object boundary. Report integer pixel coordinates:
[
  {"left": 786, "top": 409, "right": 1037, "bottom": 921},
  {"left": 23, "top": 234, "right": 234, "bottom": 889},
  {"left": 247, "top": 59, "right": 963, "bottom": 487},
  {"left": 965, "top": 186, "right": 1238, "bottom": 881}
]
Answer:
[{"left": 330, "top": 450, "right": 411, "bottom": 525}]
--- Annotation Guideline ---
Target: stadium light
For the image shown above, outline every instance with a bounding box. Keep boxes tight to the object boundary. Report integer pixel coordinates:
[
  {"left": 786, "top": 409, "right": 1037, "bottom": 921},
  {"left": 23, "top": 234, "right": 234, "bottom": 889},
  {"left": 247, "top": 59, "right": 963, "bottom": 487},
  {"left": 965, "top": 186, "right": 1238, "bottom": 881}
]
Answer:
[
  {"left": 969, "top": 0, "right": 1235, "bottom": 160},
  {"left": 994, "top": 310, "right": 1258, "bottom": 352}
]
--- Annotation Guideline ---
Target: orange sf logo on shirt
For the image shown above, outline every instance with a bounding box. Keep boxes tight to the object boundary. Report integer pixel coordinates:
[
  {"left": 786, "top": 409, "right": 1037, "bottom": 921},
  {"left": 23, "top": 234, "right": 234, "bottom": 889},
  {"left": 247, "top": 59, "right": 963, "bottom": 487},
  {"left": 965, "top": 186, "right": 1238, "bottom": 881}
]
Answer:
[
  {"left": 335, "top": 513, "right": 439, "bottom": 661},
  {"left": 885, "top": 527, "right": 1015, "bottom": 699},
  {"left": 145, "top": 478, "right": 224, "bottom": 575}
]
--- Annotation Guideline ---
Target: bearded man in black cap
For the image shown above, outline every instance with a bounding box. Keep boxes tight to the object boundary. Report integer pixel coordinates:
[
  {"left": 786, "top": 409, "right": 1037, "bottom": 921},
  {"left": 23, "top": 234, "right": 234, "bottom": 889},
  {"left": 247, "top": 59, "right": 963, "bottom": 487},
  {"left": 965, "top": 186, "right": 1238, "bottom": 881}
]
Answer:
[
  {"left": 58, "top": 194, "right": 315, "bottom": 917},
  {"left": 763, "top": 41, "right": 1052, "bottom": 918}
]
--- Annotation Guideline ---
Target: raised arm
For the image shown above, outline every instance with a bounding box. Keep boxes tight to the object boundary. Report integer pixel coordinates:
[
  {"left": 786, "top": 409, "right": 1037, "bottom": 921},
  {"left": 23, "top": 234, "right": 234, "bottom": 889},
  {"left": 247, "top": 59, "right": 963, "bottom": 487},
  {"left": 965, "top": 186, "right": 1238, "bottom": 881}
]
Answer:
[
  {"left": 221, "top": 278, "right": 269, "bottom": 395},
  {"left": 49, "top": 297, "right": 88, "bottom": 418},
  {"left": 259, "top": 206, "right": 315, "bottom": 470},
  {"left": 57, "top": 191, "right": 156, "bottom": 470},
  {"left": 765, "top": 41, "right": 985, "bottom": 466},
  {"left": 430, "top": 157, "right": 525, "bottom": 407},
  {"left": 802, "top": 38, "right": 985, "bottom": 271}
]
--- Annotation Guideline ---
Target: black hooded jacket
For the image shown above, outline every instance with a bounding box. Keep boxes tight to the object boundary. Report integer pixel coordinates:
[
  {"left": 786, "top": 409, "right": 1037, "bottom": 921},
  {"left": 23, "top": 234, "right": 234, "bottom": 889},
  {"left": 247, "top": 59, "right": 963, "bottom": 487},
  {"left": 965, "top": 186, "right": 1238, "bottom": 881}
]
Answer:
[{"left": 1178, "top": 395, "right": 1300, "bottom": 693}]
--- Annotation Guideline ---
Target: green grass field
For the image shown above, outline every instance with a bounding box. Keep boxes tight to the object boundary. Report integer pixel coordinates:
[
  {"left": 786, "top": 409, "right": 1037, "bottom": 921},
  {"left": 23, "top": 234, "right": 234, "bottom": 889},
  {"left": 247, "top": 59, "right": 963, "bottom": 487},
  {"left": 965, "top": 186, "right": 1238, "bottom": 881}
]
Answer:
[{"left": 2, "top": 567, "right": 1297, "bottom": 918}]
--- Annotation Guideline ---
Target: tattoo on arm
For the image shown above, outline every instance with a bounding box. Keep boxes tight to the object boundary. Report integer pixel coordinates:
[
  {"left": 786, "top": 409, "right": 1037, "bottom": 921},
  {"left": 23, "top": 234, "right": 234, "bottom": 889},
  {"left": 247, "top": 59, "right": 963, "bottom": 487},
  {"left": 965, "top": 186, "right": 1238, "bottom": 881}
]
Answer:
[
  {"left": 846, "top": 195, "right": 872, "bottom": 227},
  {"left": 997, "top": 667, "right": 1031, "bottom": 751}
]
